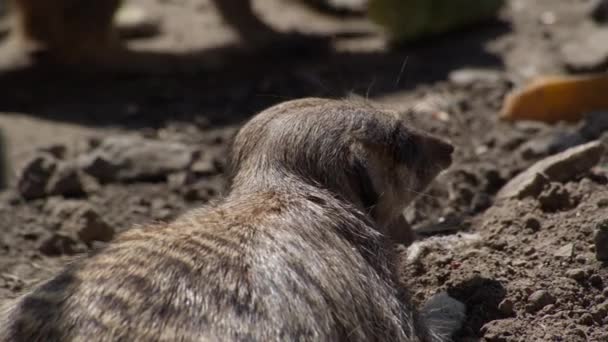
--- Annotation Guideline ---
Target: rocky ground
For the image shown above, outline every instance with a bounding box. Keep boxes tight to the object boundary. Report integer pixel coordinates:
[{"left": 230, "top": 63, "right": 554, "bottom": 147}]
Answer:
[{"left": 1, "top": 0, "right": 608, "bottom": 341}]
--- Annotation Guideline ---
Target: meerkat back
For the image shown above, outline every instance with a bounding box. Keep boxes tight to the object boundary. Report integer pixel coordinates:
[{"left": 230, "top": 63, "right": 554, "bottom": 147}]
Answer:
[{"left": 0, "top": 98, "right": 463, "bottom": 342}]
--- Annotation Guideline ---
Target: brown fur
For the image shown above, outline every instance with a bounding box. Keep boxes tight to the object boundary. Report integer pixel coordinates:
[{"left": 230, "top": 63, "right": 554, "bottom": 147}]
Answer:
[{"left": 0, "top": 98, "right": 460, "bottom": 341}]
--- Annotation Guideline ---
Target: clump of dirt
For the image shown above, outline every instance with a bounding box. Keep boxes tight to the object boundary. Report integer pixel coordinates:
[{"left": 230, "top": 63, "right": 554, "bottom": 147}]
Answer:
[{"left": 1, "top": 0, "right": 607, "bottom": 341}]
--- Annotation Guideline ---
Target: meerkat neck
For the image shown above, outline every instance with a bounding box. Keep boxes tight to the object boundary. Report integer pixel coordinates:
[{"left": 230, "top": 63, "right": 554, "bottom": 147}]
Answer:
[
  {"left": 230, "top": 165, "right": 379, "bottom": 217},
  {"left": 230, "top": 172, "right": 366, "bottom": 212}
]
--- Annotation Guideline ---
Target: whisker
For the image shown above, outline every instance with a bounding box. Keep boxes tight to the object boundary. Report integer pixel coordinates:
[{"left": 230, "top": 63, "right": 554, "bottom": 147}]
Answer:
[
  {"left": 394, "top": 56, "right": 409, "bottom": 88},
  {"left": 365, "top": 76, "right": 377, "bottom": 100}
]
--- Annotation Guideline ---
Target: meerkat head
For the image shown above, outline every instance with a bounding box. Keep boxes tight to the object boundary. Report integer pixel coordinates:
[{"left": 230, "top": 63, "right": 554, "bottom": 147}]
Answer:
[{"left": 228, "top": 98, "right": 453, "bottom": 230}]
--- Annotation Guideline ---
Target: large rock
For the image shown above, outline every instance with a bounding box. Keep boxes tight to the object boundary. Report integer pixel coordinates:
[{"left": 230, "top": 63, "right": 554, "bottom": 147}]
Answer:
[
  {"left": 79, "top": 136, "right": 195, "bottom": 182},
  {"left": 497, "top": 141, "right": 605, "bottom": 199}
]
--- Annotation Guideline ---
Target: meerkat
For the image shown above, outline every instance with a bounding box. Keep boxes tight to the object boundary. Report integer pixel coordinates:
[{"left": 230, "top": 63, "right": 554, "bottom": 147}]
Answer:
[
  {"left": 5, "top": 0, "right": 326, "bottom": 69},
  {"left": 0, "top": 98, "right": 464, "bottom": 341}
]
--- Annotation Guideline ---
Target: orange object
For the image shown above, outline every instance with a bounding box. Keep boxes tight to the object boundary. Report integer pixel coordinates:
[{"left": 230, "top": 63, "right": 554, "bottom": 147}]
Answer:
[{"left": 501, "top": 73, "right": 608, "bottom": 123}]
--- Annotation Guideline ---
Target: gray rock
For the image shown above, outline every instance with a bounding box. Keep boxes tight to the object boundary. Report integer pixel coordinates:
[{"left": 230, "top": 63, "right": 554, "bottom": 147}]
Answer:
[
  {"left": 306, "top": 0, "right": 368, "bottom": 12},
  {"left": 548, "top": 132, "right": 587, "bottom": 154},
  {"left": 497, "top": 171, "right": 549, "bottom": 200},
  {"left": 580, "top": 111, "right": 608, "bottom": 140},
  {"left": 538, "top": 183, "right": 574, "bottom": 212},
  {"left": 449, "top": 68, "right": 502, "bottom": 86},
  {"left": 565, "top": 268, "right": 586, "bottom": 281},
  {"left": 17, "top": 153, "right": 58, "bottom": 200},
  {"left": 45, "top": 162, "right": 86, "bottom": 197},
  {"left": 518, "top": 136, "right": 554, "bottom": 160},
  {"left": 543, "top": 112, "right": 608, "bottom": 154},
  {"left": 79, "top": 136, "right": 195, "bottom": 182},
  {"left": 39, "top": 233, "right": 79, "bottom": 256},
  {"left": 590, "top": 0, "right": 608, "bottom": 22},
  {"left": 595, "top": 219, "right": 608, "bottom": 261},
  {"left": 190, "top": 158, "right": 217, "bottom": 175},
  {"left": 46, "top": 200, "right": 114, "bottom": 245},
  {"left": 497, "top": 141, "right": 606, "bottom": 200},
  {"left": 38, "top": 144, "right": 68, "bottom": 159},
  {"left": 554, "top": 243, "right": 575, "bottom": 259},
  {"left": 579, "top": 313, "right": 594, "bottom": 326},
  {"left": 167, "top": 171, "right": 196, "bottom": 191},
  {"left": 78, "top": 153, "right": 121, "bottom": 182},
  {"left": 68, "top": 207, "right": 114, "bottom": 244},
  {"left": 523, "top": 215, "right": 541, "bottom": 231},
  {"left": 498, "top": 299, "right": 515, "bottom": 316},
  {"left": 526, "top": 290, "right": 556, "bottom": 313},
  {"left": 561, "top": 29, "right": 608, "bottom": 72}
]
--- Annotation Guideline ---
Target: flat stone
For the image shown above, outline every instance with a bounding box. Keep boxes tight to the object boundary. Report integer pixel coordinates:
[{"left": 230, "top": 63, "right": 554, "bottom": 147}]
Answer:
[
  {"left": 554, "top": 243, "right": 575, "bottom": 259},
  {"left": 561, "top": 29, "right": 608, "bottom": 72},
  {"left": 497, "top": 141, "right": 605, "bottom": 199},
  {"left": 449, "top": 68, "right": 502, "bottom": 86},
  {"left": 79, "top": 136, "right": 195, "bottom": 182},
  {"left": 565, "top": 268, "right": 586, "bottom": 281}
]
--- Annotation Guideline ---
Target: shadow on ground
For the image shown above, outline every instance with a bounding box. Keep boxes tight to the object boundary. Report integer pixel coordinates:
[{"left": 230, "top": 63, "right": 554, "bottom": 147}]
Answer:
[{"left": 0, "top": 21, "right": 510, "bottom": 130}]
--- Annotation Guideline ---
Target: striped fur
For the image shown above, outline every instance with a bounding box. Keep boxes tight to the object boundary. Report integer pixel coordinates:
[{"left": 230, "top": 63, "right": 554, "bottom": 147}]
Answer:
[{"left": 0, "top": 98, "right": 457, "bottom": 342}]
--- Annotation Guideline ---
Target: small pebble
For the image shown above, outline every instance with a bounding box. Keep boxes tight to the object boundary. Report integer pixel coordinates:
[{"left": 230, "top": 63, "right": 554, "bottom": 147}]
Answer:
[
  {"left": 498, "top": 299, "right": 515, "bottom": 316},
  {"left": 579, "top": 313, "right": 594, "bottom": 326},
  {"left": 566, "top": 268, "right": 586, "bottom": 281},
  {"left": 590, "top": 274, "right": 604, "bottom": 288},
  {"left": 527, "top": 290, "right": 556, "bottom": 313},
  {"left": 524, "top": 216, "right": 542, "bottom": 231}
]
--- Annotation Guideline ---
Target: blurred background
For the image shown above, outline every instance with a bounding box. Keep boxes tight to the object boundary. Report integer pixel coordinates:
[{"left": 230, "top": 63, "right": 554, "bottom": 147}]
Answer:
[{"left": 1, "top": 1, "right": 608, "bottom": 341}]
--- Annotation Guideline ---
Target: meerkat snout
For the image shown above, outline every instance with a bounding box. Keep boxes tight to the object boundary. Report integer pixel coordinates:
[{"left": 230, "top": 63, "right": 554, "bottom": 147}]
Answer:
[{"left": 426, "top": 136, "right": 454, "bottom": 169}]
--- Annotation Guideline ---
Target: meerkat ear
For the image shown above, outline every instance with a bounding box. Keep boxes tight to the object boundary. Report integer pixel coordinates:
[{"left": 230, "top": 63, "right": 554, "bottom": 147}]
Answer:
[
  {"left": 352, "top": 118, "right": 420, "bottom": 166},
  {"left": 352, "top": 116, "right": 395, "bottom": 148}
]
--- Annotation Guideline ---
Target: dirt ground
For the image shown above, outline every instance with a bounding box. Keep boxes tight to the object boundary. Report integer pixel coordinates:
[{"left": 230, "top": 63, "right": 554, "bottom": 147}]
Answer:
[{"left": 1, "top": 0, "right": 607, "bottom": 341}]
